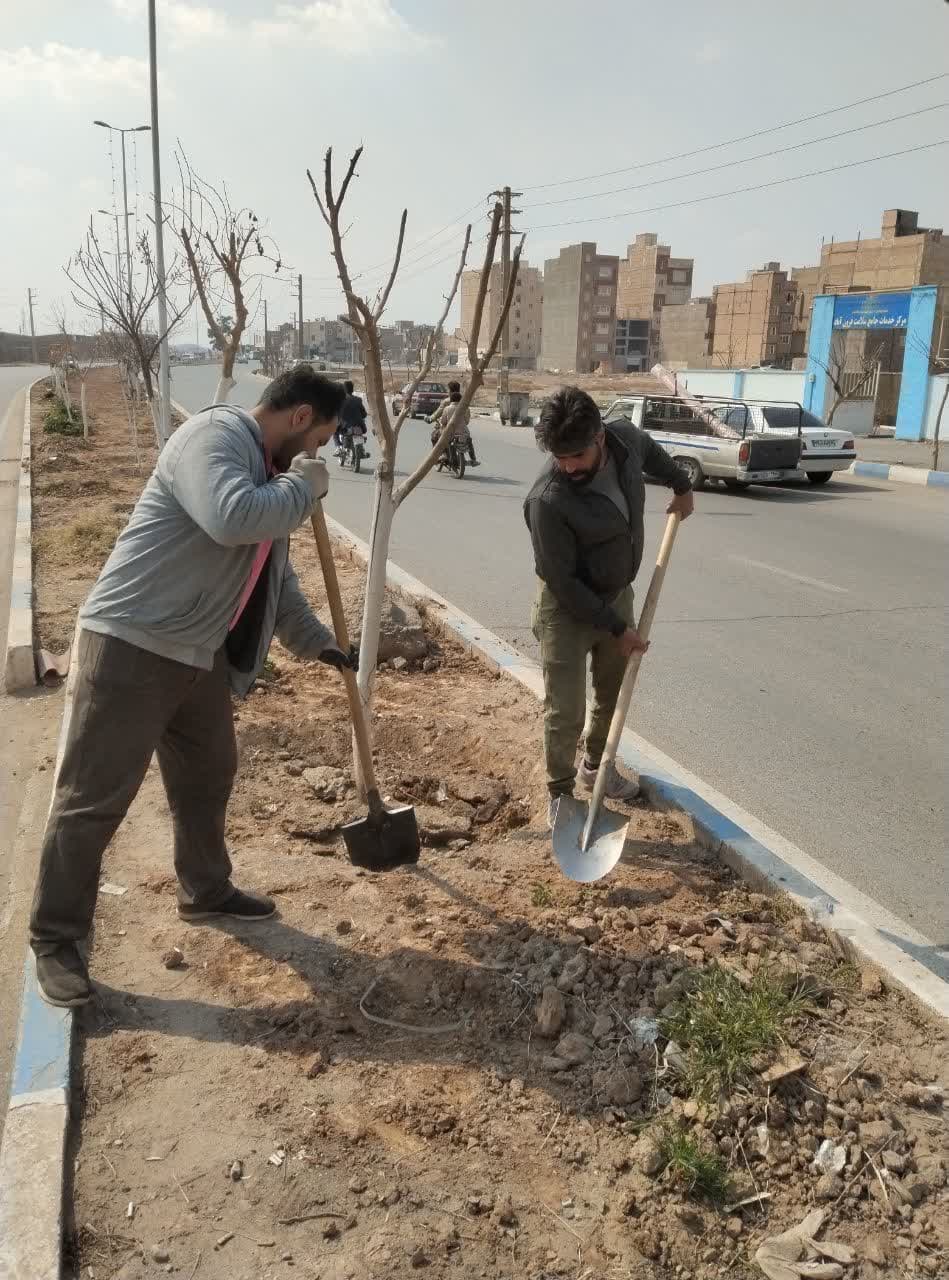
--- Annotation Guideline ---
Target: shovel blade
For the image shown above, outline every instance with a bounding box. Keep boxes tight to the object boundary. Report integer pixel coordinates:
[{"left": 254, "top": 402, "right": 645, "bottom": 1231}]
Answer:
[
  {"left": 551, "top": 794, "right": 630, "bottom": 883},
  {"left": 342, "top": 803, "right": 420, "bottom": 872}
]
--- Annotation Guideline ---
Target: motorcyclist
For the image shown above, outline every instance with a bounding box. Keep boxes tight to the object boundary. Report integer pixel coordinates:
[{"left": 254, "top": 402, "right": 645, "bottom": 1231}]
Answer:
[
  {"left": 429, "top": 380, "right": 479, "bottom": 465},
  {"left": 335, "top": 380, "right": 370, "bottom": 461}
]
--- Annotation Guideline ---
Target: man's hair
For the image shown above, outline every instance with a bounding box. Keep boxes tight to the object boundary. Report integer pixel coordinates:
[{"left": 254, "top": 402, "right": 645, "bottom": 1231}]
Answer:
[
  {"left": 260, "top": 364, "right": 347, "bottom": 423},
  {"left": 449, "top": 389, "right": 462, "bottom": 403},
  {"left": 536, "top": 387, "right": 602, "bottom": 454},
  {"left": 343, "top": 379, "right": 354, "bottom": 395},
  {"left": 448, "top": 379, "right": 461, "bottom": 394}
]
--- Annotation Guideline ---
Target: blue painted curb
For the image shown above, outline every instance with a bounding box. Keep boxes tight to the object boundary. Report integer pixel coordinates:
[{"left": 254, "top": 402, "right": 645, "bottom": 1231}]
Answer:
[
  {"left": 850, "top": 459, "right": 949, "bottom": 487},
  {"left": 9, "top": 959, "right": 72, "bottom": 1101}
]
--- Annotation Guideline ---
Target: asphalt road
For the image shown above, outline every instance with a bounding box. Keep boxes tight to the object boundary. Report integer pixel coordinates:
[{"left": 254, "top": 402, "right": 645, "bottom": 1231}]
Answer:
[{"left": 169, "top": 363, "right": 949, "bottom": 944}]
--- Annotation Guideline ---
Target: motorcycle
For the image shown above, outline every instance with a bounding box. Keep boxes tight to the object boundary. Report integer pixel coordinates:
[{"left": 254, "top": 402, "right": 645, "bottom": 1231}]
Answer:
[
  {"left": 336, "top": 428, "right": 368, "bottom": 473},
  {"left": 434, "top": 431, "right": 467, "bottom": 479}
]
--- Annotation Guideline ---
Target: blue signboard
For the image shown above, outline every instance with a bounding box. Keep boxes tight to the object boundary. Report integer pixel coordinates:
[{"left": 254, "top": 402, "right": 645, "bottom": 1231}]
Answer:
[{"left": 832, "top": 291, "right": 911, "bottom": 331}]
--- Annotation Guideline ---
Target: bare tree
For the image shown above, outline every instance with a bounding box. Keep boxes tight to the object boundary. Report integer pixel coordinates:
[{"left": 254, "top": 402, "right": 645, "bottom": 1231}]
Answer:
[
  {"left": 908, "top": 322, "right": 949, "bottom": 472},
  {"left": 66, "top": 218, "right": 193, "bottom": 447},
  {"left": 174, "top": 149, "right": 281, "bottom": 403},
  {"left": 814, "top": 331, "right": 885, "bottom": 425},
  {"left": 308, "top": 147, "right": 523, "bottom": 762}
]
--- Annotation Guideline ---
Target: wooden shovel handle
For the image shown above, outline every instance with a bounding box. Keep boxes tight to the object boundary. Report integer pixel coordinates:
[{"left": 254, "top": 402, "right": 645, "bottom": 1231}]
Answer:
[
  {"left": 309, "top": 501, "right": 380, "bottom": 798},
  {"left": 605, "top": 511, "right": 680, "bottom": 758}
]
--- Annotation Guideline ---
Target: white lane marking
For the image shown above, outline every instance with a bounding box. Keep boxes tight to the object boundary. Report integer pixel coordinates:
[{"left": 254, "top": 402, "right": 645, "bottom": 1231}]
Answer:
[{"left": 729, "top": 555, "right": 849, "bottom": 594}]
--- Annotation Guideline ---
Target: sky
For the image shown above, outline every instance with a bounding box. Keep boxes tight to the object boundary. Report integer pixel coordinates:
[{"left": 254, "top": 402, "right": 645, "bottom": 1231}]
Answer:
[{"left": 1, "top": 0, "right": 947, "bottom": 343}]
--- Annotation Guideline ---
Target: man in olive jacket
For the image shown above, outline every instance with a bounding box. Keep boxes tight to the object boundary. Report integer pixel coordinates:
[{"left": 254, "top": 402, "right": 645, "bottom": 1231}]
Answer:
[
  {"left": 524, "top": 387, "right": 693, "bottom": 825},
  {"left": 30, "top": 366, "right": 354, "bottom": 1008}
]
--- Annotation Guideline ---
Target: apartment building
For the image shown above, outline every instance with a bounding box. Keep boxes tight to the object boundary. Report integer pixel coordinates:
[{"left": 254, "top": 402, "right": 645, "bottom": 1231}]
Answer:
[
  {"left": 459, "top": 261, "right": 543, "bottom": 367},
  {"left": 540, "top": 243, "right": 618, "bottom": 373},
  {"left": 657, "top": 297, "right": 716, "bottom": 367},
  {"left": 613, "top": 318, "right": 651, "bottom": 372},
  {"left": 791, "top": 209, "right": 949, "bottom": 345},
  {"left": 711, "top": 263, "right": 802, "bottom": 369},
  {"left": 616, "top": 233, "right": 693, "bottom": 363}
]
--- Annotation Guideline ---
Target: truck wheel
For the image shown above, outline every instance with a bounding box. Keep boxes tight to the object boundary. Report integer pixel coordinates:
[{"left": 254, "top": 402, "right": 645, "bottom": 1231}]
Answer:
[
  {"left": 674, "top": 456, "right": 705, "bottom": 491},
  {"left": 806, "top": 471, "right": 832, "bottom": 485}
]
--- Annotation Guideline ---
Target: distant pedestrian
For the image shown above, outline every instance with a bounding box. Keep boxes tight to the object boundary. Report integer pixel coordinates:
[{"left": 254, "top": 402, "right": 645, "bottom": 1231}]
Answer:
[
  {"left": 524, "top": 387, "right": 693, "bottom": 827},
  {"left": 30, "top": 366, "right": 355, "bottom": 1008}
]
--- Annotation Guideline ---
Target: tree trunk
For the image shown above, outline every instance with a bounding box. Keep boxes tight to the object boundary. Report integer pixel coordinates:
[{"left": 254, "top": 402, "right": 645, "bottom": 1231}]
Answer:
[
  {"left": 213, "top": 373, "right": 236, "bottom": 403},
  {"left": 933, "top": 378, "right": 948, "bottom": 473},
  {"left": 147, "top": 395, "right": 164, "bottom": 450},
  {"left": 80, "top": 381, "right": 89, "bottom": 441}
]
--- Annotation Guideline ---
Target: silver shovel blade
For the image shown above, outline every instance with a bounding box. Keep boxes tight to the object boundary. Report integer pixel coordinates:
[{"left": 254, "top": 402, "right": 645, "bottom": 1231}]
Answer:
[{"left": 551, "top": 794, "right": 631, "bottom": 882}]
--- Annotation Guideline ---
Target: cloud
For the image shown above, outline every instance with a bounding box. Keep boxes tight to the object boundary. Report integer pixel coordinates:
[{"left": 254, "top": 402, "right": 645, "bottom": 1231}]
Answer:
[
  {"left": 694, "top": 38, "right": 728, "bottom": 65},
  {"left": 0, "top": 42, "right": 147, "bottom": 100},
  {"left": 13, "top": 163, "right": 52, "bottom": 192},
  {"left": 111, "top": 0, "right": 431, "bottom": 54}
]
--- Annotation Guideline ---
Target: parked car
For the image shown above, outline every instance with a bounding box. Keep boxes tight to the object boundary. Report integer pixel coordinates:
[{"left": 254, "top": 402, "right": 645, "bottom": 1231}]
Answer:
[
  {"left": 736, "top": 404, "right": 855, "bottom": 484},
  {"left": 602, "top": 394, "right": 801, "bottom": 490},
  {"left": 392, "top": 381, "right": 448, "bottom": 418}
]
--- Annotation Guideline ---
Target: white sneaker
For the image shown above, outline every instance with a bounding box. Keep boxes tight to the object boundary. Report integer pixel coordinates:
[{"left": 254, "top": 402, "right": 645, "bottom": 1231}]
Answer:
[{"left": 578, "top": 758, "right": 640, "bottom": 802}]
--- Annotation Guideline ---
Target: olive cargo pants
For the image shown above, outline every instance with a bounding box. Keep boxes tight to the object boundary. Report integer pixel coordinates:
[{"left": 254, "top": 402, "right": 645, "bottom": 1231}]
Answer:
[
  {"left": 30, "top": 630, "right": 238, "bottom": 955},
  {"left": 531, "top": 582, "right": 634, "bottom": 796}
]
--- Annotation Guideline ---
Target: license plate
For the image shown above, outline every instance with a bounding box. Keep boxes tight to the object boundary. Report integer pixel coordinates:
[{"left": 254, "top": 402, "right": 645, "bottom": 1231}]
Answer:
[
  {"left": 812, "top": 438, "right": 837, "bottom": 449},
  {"left": 752, "top": 470, "right": 781, "bottom": 481}
]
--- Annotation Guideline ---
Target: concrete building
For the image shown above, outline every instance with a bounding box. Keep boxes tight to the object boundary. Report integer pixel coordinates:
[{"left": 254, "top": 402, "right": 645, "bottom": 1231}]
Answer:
[
  {"left": 613, "top": 318, "right": 651, "bottom": 372},
  {"left": 616, "top": 233, "right": 693, "bottom": 363},
  {"left": 657, "top": 297, "right": 715, "bottom": 368},
  {"left": 540, "top": 243, "right": 618, "bottom": 373},
  {"left": 460, "top": 261, "right": 543, "bottom": 367},
  {"left": 711, "top": 263, "right": 802, "bottom": 369},
  {"left": 301, "top": 318, "right": 354, "bottom": 363},
  {"left": 791, "top": 209, "right": 949, "bottom": 346}
]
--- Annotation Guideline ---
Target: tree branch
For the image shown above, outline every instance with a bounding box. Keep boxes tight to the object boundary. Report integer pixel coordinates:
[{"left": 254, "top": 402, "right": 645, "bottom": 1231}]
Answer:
[{"left": 373, "top": 209, "right": 407, "bottom": 322}]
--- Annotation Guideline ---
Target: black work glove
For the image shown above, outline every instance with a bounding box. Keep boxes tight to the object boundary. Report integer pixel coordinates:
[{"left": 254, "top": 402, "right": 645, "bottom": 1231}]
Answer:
[{"left": 318, "top": 643, "right": 359, "bottom": 672}]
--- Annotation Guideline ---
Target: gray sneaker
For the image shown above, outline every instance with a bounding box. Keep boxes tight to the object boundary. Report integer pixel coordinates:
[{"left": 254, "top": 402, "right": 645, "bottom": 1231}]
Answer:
[
  {"left": 35, "top": 945, "right": 93, "bottom": 1008},
  {"left": 578, "top": 758, "right": 640, "bottom": 802}
]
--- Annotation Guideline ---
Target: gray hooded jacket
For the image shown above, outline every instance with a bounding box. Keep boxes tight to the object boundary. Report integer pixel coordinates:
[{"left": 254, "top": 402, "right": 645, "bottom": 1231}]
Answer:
[{"left": 79, "top": 403, "right": 333, "bottom": 696}]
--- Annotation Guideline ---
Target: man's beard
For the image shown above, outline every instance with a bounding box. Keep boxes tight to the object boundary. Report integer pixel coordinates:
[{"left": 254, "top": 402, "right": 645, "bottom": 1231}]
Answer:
[
  {"left": 273, "top": 428, "right": 316, "bottom": 472},
  {"left": 566, "top": 465, "right": 599, "bottom": 486}
]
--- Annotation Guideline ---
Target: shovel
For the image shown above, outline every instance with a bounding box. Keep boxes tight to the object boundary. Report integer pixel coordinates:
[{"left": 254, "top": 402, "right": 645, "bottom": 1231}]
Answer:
[
  {"left": 309, "top": 501, "right": 421, "bottom": 872},
  {"left": 552, "top": 512, "right": 682, "bottom": 883}
]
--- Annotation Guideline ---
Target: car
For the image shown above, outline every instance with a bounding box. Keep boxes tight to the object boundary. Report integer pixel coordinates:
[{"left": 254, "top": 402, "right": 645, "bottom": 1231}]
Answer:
[
  {"left": 392, "top": 381, "right": 448, "bottom": 418},
  {"left": 737, "top": 404, "right": 855, "bottom": 484},
  {"left": 602, "top": 394, "right": 802, "bottom": 491}
]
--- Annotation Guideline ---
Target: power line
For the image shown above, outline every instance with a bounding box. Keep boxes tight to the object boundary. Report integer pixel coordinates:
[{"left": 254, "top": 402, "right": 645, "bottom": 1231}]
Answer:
[
  {"left": 520, "top": 70, "right": 949, "bottom": 192},
  {"left": 523, "top": 102, "right": 949, "bottom": 210},
  {"left": 519, "top": 139, "right": 948, "bottom": 234}
]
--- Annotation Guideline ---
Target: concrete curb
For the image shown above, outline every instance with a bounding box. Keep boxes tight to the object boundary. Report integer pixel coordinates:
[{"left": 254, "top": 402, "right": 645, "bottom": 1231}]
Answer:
[
  {"left": 848, "top": 459, "right": 949, "bottom": 487},
  {"left": 325, "top": 513, "right": 949, "bottom": 1023},
  {"left": 4, "top": 381, "right": 38, "bottom": 692},
  {"left": 0, "top": 626, "right": 80, "bottom": 1278}
]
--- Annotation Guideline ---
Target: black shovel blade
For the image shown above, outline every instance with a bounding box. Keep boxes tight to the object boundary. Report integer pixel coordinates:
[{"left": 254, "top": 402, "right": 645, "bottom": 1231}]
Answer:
[{"left": 342, "top": 803, "right": 420, "bottom": 872}]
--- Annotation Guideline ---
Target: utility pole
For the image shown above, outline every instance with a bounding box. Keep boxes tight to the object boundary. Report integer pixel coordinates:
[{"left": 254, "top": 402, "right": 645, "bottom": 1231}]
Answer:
[
  {"left": 264, "top": 299, "right": 269, "bottom": 376},
  {"left": 494, "top": 186, "right": 522, "bottom": 415},
  {"left": 27, "top": 288, "right": 38, "bottom": 363},
  {"left": 147, "top": 0, "right": 171, "bottom": 445},
  {"left": 297, "top": 273, "right": 304, "bottom": 361}
]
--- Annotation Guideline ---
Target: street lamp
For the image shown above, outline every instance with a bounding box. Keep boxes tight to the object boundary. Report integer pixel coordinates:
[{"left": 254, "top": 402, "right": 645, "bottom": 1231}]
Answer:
[{"left": 92, "top": 120, "right": 150, "bottom": 305}]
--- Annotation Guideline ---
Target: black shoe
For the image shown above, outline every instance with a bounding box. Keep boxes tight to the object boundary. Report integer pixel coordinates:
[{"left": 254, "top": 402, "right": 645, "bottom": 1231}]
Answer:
[
  {"left": 35, "top": 944, "right": 93, "bottom": 1008},
  {"left": 177, "top": 887, "right": 277, "bottom": 923}
]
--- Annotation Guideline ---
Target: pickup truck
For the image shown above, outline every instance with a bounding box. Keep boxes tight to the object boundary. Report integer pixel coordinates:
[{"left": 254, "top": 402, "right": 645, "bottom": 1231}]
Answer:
[{"left": 602, "top": 394, "right": 802, "bottom": 491}]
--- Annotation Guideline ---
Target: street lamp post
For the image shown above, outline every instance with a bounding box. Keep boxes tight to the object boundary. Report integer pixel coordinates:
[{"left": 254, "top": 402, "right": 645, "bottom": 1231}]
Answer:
[
  {"left": 147, "top": 0, "right": 171, "bottom": 445},
  {"left": 93, "top": 120, "right": 150, "bottom": 306}
]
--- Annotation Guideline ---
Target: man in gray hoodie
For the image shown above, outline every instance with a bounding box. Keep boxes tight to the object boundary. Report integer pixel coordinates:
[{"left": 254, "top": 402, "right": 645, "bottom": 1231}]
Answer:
[{"left": 30, "top": 365, "right": 353, "bottom": 1007}]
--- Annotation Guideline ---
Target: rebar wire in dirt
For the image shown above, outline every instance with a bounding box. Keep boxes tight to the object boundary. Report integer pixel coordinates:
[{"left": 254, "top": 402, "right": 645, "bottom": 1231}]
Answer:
[{"left": 358, "top": 975, "right": 463, "bottom": 1035}]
